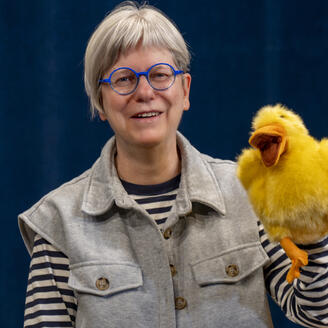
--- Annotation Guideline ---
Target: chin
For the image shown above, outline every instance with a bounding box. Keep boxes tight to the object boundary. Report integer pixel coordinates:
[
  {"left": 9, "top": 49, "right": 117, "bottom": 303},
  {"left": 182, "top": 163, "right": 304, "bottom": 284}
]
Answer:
[
  {"left": 133, "top": 130, "right": 172, "bottom": 149},
  {"left": 135, "top": 137, "right": 163, "bottom": 149}
]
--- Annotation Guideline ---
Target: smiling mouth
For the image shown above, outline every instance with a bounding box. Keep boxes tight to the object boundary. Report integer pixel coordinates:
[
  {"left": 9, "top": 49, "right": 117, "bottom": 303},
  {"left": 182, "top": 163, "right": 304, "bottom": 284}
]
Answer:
[{"left": 131, "top": 111, "right": 162, "bottom": 119}]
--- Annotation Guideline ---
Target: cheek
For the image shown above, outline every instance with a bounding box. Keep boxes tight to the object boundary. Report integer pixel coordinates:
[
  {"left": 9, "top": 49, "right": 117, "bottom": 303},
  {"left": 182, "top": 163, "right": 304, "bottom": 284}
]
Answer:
[
  {"left": 101, "top": 90, "right": 122, "bottom": 115},
  {"left": 165, "top": 84, "right": 184, "bottom": 104},
  {"left": 101, "top": 89, "right": 112, "bottom": 111},
  {"left": 170, "top": 89, "right": 186, "bottom": 111}
]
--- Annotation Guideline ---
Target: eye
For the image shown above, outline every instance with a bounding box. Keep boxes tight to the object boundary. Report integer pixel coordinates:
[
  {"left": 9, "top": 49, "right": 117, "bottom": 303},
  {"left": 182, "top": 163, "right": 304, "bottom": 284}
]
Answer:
[
  {"left": 279, "top": 114, "right": 285, "bottom": 118},
  {"left": 113, "top": 73, "right": 136, "bottom": 86},
  {"left": 151, "top": 72, "right": 169, "bottom": 80}
]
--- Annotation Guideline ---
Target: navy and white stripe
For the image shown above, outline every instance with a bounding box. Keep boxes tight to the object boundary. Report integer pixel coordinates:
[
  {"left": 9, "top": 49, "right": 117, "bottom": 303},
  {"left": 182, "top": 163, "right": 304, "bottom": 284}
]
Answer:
[
  {"left": 24, "top": 177, "right": 328, "bottom": 327},
  {"left": 24, "top": 235, "right": 77, "bottom": 328},
  {"left": 120, "top": 174, "right": 180, "bottom": 231},
  {"left": 259, "top": 221, "right": 328, "bottom": 327}
]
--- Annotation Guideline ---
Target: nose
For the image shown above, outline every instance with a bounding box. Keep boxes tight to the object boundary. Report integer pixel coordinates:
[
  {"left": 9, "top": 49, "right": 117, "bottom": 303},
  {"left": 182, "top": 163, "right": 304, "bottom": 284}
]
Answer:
[{"left": 133, "top": 75, "right": 155, "bottom": 102}]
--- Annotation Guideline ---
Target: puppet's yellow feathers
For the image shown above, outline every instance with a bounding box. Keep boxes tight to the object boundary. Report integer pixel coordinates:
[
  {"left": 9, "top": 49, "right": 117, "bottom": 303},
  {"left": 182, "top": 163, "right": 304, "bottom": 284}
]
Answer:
[
  {"left": 237, "top": 104, "right": 328, "bottom": 244},
  {"left": 237, "top": 104, "right": 328, "bottom": 282}
]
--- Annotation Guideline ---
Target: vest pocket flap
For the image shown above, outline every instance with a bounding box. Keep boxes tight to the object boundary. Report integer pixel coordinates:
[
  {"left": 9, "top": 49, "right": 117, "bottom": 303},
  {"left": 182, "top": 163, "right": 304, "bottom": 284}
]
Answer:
[
  {"left": 68, "top": 262, "right": 143, "bottom": 296},
  {"left": 191, "top": 242, "right": 269, "bottom": 285}
]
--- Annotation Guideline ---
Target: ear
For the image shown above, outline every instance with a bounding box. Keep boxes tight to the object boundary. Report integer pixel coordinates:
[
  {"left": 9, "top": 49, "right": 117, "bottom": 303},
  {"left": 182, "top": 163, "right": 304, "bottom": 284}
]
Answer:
[
  {"left": 99, "top": 111, "right": 107, "bottom": 121},
  {"left": 182, "top": 73, "right": 191, "bottom": 111}
]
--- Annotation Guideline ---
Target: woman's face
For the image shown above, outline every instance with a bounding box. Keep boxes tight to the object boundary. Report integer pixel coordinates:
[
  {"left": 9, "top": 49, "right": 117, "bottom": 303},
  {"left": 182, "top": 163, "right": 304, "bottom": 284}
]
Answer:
[{"left": 99, "top": 45, "right": 191, "bottom": 150}]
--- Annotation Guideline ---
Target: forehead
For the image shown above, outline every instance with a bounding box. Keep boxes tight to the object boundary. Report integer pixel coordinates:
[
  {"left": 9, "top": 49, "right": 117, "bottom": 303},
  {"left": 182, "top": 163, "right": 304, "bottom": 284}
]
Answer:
[{"left": 112, "top": 46, "right": 174, "bottom": 70}]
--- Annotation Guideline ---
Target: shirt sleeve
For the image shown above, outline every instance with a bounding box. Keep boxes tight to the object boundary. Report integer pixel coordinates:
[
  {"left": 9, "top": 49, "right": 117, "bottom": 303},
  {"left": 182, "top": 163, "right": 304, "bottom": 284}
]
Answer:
[
  {"left": 259, "top": 221, "right": 328, "bottom": 327},
  {"left": 24, "top": 234, "right": 77, "bottom": 328}
]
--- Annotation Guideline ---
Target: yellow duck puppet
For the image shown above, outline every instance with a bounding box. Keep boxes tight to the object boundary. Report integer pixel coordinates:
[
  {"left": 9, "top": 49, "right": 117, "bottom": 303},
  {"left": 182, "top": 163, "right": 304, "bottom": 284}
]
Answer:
[{"left": 237, "top": 104, "right": 328, "bottom": 283}]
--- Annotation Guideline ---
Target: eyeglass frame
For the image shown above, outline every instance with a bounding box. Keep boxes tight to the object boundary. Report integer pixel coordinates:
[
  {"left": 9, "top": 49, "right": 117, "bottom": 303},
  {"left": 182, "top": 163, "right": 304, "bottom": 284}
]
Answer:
[{"left": 99, "top": 62, "right": 184, "bottom": 95}]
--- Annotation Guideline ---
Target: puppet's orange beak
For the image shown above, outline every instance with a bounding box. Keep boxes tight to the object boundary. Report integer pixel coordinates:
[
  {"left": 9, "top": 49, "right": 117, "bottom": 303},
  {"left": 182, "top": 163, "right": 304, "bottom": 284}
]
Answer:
[{"left": 249, "top": 124, "right": 288, "bottom": 167}]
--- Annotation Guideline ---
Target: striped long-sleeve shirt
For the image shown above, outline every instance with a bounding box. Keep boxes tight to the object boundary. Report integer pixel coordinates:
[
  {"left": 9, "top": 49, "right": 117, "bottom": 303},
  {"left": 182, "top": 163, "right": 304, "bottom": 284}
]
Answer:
[{"left": 24, "top": 175, "right": 328, "bottom": 327}]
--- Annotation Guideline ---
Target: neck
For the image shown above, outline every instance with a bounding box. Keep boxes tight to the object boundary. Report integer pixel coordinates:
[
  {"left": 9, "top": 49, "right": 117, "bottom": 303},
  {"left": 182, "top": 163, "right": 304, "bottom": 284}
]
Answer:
[{"left": 115, "top": 137, "right": 181, "bottom": 185}]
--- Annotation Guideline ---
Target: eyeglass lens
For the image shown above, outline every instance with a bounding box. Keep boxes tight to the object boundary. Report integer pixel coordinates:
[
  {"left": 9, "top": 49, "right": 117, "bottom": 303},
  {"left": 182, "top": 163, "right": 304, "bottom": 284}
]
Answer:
[{"left": 110, "top": 64, "right": 175, "bottom": 94}]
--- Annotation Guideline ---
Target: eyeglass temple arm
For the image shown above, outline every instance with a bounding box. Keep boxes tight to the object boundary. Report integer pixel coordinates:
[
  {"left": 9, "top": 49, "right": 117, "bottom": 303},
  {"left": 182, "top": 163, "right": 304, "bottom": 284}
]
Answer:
[{"left": 99, "top": 78, "right": 110, "bottom": 83}]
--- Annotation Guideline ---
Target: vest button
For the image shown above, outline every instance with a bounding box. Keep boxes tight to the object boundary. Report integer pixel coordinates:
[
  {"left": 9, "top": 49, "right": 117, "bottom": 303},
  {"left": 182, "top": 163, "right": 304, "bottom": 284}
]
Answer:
[
  {"left": 175, "top": 296, "right": 187, "bottom": 310},
  {"left": 170, "top": 264, "right": 177, "bottom": 277},
  {"left": 96, "top": 277, "right": 110, "bottom": 290},
  {"left": 225, "top": 264, "right": 239, "bottom": 277},
  {"left": 163, "top": 228, "right": 172, "bottom": 239}
]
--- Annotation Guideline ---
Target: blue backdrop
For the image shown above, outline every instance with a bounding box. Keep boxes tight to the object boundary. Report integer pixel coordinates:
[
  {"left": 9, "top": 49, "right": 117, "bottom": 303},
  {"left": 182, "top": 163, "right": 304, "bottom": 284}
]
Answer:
[{"left": 2, "top": 0, "right": 328, "bottom": 327}]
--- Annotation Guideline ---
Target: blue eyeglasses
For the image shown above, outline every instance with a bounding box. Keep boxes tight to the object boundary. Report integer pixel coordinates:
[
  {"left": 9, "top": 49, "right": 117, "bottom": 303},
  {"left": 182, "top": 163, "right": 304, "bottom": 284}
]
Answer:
[{"left": 99, "top": 63, "right": 184, "bottom": 95}]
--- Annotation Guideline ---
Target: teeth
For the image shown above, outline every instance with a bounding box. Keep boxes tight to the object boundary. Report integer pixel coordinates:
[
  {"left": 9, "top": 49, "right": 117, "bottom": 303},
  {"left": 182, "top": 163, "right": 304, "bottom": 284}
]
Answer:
[{"left": 137, "top": 112, "right": 160, "bottom": 118}]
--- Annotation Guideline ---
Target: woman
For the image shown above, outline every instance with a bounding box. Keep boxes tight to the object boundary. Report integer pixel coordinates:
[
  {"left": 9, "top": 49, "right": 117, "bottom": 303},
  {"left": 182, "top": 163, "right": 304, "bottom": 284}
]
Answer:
[{"left": 19, "top": 2, "right": 328, "bottom": 328}]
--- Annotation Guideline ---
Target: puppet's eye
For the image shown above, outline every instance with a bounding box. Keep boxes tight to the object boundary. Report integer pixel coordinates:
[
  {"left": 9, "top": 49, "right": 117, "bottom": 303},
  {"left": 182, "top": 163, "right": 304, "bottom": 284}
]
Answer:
[{"left": 279, "top": 115, "right": 285, "bottom": 118}]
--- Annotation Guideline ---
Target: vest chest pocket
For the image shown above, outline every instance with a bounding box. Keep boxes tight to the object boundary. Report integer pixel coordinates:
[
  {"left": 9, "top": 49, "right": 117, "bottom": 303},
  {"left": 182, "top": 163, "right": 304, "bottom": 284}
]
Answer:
[
  {"left": 191, "top": 242, "right": 269, "bottom": 285},
  {"left": 68, "top": 261, "right": 143, "bottom": 296}
]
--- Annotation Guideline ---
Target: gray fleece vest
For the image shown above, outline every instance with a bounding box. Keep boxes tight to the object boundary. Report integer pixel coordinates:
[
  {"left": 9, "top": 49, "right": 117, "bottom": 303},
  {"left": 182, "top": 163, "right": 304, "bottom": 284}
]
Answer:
[{"left": 19, "top": 132, "right": 273, "bottom": 328}]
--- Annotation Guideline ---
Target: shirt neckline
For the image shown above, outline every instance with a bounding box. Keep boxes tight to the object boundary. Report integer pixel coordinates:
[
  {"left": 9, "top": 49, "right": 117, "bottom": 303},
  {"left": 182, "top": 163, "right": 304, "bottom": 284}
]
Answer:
[{"left": 120, "top": 174, "right": 181, "bottom": 196}]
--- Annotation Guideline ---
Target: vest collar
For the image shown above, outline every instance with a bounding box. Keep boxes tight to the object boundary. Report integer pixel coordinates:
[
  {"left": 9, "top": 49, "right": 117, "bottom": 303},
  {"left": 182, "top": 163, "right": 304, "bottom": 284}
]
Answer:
[{"left": 81, "top": 132, "right": 226, "bottom": 216}]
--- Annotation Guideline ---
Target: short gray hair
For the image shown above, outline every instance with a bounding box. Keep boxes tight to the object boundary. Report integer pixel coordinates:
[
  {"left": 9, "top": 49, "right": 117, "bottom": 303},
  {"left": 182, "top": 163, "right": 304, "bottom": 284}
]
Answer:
[{"left": 84, "top": 1, "right": 191, "bottom": 118}]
